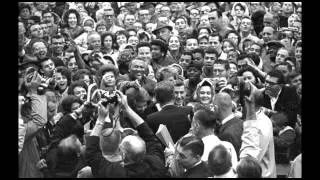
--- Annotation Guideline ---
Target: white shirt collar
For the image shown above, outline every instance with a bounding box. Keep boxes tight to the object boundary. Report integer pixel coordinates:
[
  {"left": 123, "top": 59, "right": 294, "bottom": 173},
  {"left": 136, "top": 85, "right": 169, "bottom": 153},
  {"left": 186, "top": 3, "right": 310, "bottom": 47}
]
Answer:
[
  {"left": 221, "top": 113, "right": 235, "bottom": 125},
  {"left": 270, "top": 88, "right": 282, "bottom": 110}
]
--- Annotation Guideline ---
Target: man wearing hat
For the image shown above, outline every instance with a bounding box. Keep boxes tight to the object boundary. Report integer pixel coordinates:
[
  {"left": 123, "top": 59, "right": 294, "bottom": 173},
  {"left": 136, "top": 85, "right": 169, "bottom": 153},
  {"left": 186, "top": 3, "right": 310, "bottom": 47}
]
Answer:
[
  {"left": 152, "top": 22, "right": 173, "bottom": 42},
  {"left": 150, "top": 39, "right": 175, "bottom": 73}
]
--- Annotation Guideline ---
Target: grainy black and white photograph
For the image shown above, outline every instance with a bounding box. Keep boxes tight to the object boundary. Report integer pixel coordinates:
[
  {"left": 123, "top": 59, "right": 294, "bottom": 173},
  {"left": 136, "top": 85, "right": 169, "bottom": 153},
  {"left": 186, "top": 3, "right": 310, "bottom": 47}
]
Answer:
[{"left": 18, "top": 2, "right": 302, "bottom": 178}]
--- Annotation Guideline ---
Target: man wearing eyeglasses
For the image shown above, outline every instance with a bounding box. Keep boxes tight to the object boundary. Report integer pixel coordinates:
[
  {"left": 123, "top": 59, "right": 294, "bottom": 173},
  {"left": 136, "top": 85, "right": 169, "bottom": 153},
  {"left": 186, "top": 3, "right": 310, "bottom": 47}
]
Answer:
[
  {"left": 103, "top": 7, "right": 124, "bottom": 34},
  {"left": 261, "top": 69, "right": 299, "bottom": 128}
]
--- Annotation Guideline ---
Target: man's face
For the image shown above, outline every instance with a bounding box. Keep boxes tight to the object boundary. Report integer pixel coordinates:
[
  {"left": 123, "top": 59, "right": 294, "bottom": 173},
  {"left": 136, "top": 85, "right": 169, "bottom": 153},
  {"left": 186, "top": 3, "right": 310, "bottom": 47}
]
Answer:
[
  {"left": 240, "top": 18, "right": 252, "bottom": 33},
  {"left": 199, "top": 38, "right": 209, "bottom": 50},
  {"left": 160, "top": 6, "right": 171, "bottom": 18},
  {"left": 248, "top": 44, "right": 261, "bottom": 56},
  {"left": 139, "top": 9, "right": 150, "bottom": 24},
  {"left": 174, "top": 85, "right": 186, "bottom": 106},
  {"left": 262, "top": 27, "right": 275, "bottom": 43},
  {"left": 227, "top": 50, "right": 238, "bottom": 62},
  {"left": 199, "top": 85, "right": 212, "bottom": 105},
  {"left": 250, "top": 2, "right": 262, "bottom": 13},
  {"left": 42, "top": 12, "right": 54, "bottom": 24},
  {"left": 265, "top": 75, "right": 282, "bottom": 97},
  {"left": 41, "top": 59, "right": 55, "bottom": 77},
  {"left": 186, "top": 39, "right": 198, "bottom": 51},
  {"left": 290, "top": 74, "right": 301, "bottom": 95},
  {"left": 176, "top": 145, "right": 199, "bottom": 169},
  {"left": 88, "top": 34, "right": 101, "bottom": 51},
  {"left": 33, "top": 42, "right": 47, "bottom": 59},
  {"left": 55, "top": 72, "right": 68, "bottom": 90},
  {"left": 30, "top": 24, "right": 43, "bottom": 39},
  {"left": 103, "top": 35, "right": 113, "bottom": 49},
  {"left": 282, "top": 2, "right": 293, "bottom": 14},
  {"left": 133, "top": 22, "right": 143, "bottom": 32},
  {"left": 40, "top": 23, "right": 49, "bottom": 36},
  {"left": 187, "top": 67, "right": 201, "bottom": 81},
  {"left": 67, "top": 58, "right": 78, "bottom": 73},
  {"left": 97, "top": 25, "right": 107, "bottom": 35},
  {"left": 128, "top": 36, "right": 139, "bottom": 48},
  {"left": 124, "top": 14, "right": 136, "bottom": 28},
  {"left": 208, "top": 11, "right": 219, "bottom": 27},
  {"left": 229, "top": 63, "right": 238, "bottom": 77},
  {"left": 204, "top": 53, "right": 217, "bottom": 67},
  {"left": 103, "top": 10, "right": 115, "bottom": 26},
  {"left": 20, "top": 7, "right": 31, "bottom": 19},
  {"left": 200, "top": 15, "right": 209, "bottom": 26},
  {"left": 175, "top": 18, "right": 187, "bottom": 32},
  {"left": 192, "top": 52, "right": 203, "bottom": 66},
  {"left": 295, "top": 47, "right": 302, "bottom": 62},
  {"left": 102, "top": 71, "right": 116, "bottom": 87},
  {"left": 129, "top": 60, "right": 146, "bottom": 80},
  {"left": 135, "top": 101, "right": 148, "bottom": 114},
  {"left": 275, "top": 65, "right": 290, "bottom": 78},
  {"left": 213, "top": 63, "right": 227, "bottom": 78},
  {"left": 137, "top": 46, "right": 152, "bottom": 63},
  {"left": 179, "top": 54, "right": 192, "bottom": 70},
  {"left": 168, "top": 36, "right": 180, "bottom": 51},
  {"left": 158, "top": 28, "right": 171, "bottom": 41},
  {"left": 73, "top": 86, "right": 87, "bottom": 101},
  {"left": 237, "top": 59, "right": 248, "bottom": 70},
  {"left": 275, "top": 49, "right": 289, "bottom": 64},
  {"left": 151, "top": 45, "right": 163, "bottom": 60},
  {"left": 126, "top": 2, "right": 137, "bottom": 14},
  {"left": 209, "top": 36, "right": 221, "bottom": 52},
  {"left": 200, "top": 6, "right": 211, "bottom": 15}
]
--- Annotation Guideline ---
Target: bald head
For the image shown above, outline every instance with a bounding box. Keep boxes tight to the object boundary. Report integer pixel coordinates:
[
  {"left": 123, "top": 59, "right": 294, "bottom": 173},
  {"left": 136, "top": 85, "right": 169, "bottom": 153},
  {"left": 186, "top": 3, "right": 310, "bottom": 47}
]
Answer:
[
  {"left": 120, "top": 135, "right": 146, "bottom": 163},
  {"left": 214, "top": 92, "right": 233, "bottom": 112}
]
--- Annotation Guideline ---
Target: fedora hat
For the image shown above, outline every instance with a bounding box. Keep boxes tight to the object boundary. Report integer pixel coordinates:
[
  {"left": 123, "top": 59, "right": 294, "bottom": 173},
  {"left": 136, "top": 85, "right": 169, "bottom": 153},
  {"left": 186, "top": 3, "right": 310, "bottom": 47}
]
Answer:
[{"left": 152, "top": 22, "right": 173, "bottom": 35}]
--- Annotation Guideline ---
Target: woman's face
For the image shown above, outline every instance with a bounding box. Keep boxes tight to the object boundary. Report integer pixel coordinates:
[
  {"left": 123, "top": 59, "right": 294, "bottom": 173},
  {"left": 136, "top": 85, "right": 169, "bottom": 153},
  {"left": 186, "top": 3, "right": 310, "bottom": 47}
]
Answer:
[
  {"left": 229, "top": 63, "right": 238, "bottom": 77},
  {"left": 102, "top": 71, "right": 116, "bottom": 87},
  {"left": 73, "top": 86, "right": 87, "bottom": 101},
  {"left": 199, "top": 86, "right": 212, "bottom": 105},
  {"left": 128, "top": 36, "right": 139, "bottom": 48},
  {"left": 199, "top": 29, "right": 209, "bottom": 37},
  {"left": 97, "top": 25, "right": 107, "bottom": 34},
  {"left": 68, "top": 13, "right": 77, "bottom": 28},
  {"left": 242, "top": 71, "right": 256, "bottom": 84},
  {"left": 222, "top": 41, "right": 234, "bottom": 53},
  {"left": 235, "top": 5, "right": 245, "bottom": 17},
  {"left": 116, "top": 34, "right": 127, "bottom": 46},
  {"left": 175, "top": 18, "right": 187, "bottom": 31},
  {"left": 67, "top": 58, "right": 78, "bottom": 73},
  {"left": 81, "top": 75, "right": 91, "bottom": 87},
  {"left": 103, "top": 35, "right": 113, "bottom": 49},
  {"left": 71, "top": 102, "right": 81, "bottom": 112},
  {"left": 55, "top": 72, "right": 68, "bottom": 90},
  {"left": 295, "top": 46, "right": 302, "bottom": 62},
  {"left": 168, "top": 36, "right": 180, "bottom": 51}
]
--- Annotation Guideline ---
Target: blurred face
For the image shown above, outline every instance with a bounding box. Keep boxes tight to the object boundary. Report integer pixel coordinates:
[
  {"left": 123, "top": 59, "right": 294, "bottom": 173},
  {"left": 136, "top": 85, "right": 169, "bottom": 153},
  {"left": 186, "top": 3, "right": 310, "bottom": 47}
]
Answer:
[
  {"left": 199, "top": 86, "right": 212, "bottom": 105},
  {"left": 67, "top": 58, "right": 78, "bottom": 73},
  {"left": 174, "top": 85, "right": 186, "bottom": 106},
  {"left": 52, "top": 37, "right": 65, "bottom": 54},
  {"left": 41, "top": 59, "right": 55, "bottom": 77},
  {"left": 88, "top": 34, "right": 101, "bottom": 51},
  {"left": 199, "top": 29, "right": 209, "bottom": 37},
  {"left": 290, "top": 74, "right": 301, "bottom": 95},
  {"left": 71, "top": 102, "right": 81, "bottom": 112},
  {"left": 146, "top": 23, "right": 154, "bottom": 34},
  {"left": 137, "top": 46, "right": 152, "bottom": 63},
  {"left": 135, "top": 101, "right": 148, "bottom": 114},
  {"left": 190, "top": 9, "right": 200, "bottom": 21},
  {"left": 199, "top": 38, "right": 209, "bottom": 49},
  {"left": 242, "top": 71, "right": 256, "bottom": 84},
  {"left": 151, "top": 45, "right": 163, "bottom": 60},
  {"left": 73, "top": 86, "right": 87, "bottom": 101},
  {"left": 43, "top": 12, "right": 54, "bottom": 23},
  {"left": 240, "top": 18, "right": 252, "bottom": 32},
  {"left": 227, "top": 33, "right": 239, "bottom": 46},
  {"left": 275, "top": 65, "right": 290, "bottom": 78},
  {"left": 265, "top": 75, "right": 282, "bottom": 97},
  {"left": 168, "top": 36, "right": 180, "bottom": 51},
  {"left": 262, "top": 26, "right": 275, "bottom": 43},
  {"left": 282, "top": 2, "right": 293, "bottom": 14},
  {"left": 102, "top": 71, "right": 116, "bottom": 87},
  {"left": 103, "top": 10, "right": 115, "bottom": 26},
  {"left": 179, "top": 54, "right": 192, "bottom": 70},
  {"left": 158, "top": 28, "right": 171, "bottom": 41},
  {"left": 55, "top": 72, "right": 68, "bottom": 90},
  {"left": 213, "top": 63, "right": 227, "bottom": 78},
  {"left": 200, "top": 15, "right": 209, "bottom": 26},
  {"left": 68, "top": 13, "right": 77, "bottom": 28},
  {"left": 97, "top": 25, "right": 107, "bottom": 34},
  {"left": 176, "top": 145, "right": 199, "bottom": 169},
  {"left": 128, "top": 36, "right": 138, "bottom": 48},
  {"left": 33, "top": 42, "right": 47, "bottom": 59},
  {"left": 295, "top": 46, "right": 302, "bottom": 62},
  {"left": 139, "top": 10, "right": 150, "bottom": 24},
  {"left": 227, "top": 50, "right": 238, "bottom": 62},
  {"left": 20, "top": 7, "right": 31, "bottom": 19},
  {"left": 83, "top": 20, "right": 94, "bottom": 32},
  {"left": 82, "top": 75, "right": 91, "bottom": 87},
  {"left": 116, "top": 34, "right": 127, "bottom": 47},
  {"left": 47, "top": 101, "right": 57, "bottom": 120},
  {"left": 124, "top": 14, "right": 136, "bottom": 28},
  {"left": 175, "top": 18, "right": 187, "bottom": 31},
  {"left": 186, "top": 39, "right": 198, "bottom": 51},
  {"left": 133, "top": 22, "right": 143, "bottom": 32},
  {"left": 248, "top": 44, "right": 261, "bottom": 56},
  {"left": 222, "top": 41, "right": 234, "bottom": 54},
  {"left": 275, "top": 49, "right": 289, "bottom": 64},
  {"left": 30, "top": 24, "right": 43, "bottom": 39},
  {"left": 204, "top": 53, "right": 217, "bottom": 67},
  {"left": 209, "top": 36, "right": 221, "bottom": 52},
  {"left": 229, "top": 63, "right": 238, "bottom": 77},
  {"left": 103, "top": 35, "right": 113, "bottom": 49},
  {"left": 200, "top": 6, "right": 211, "bottom": 15},
  {"left": 235, "top": 5, "right": 245, "bottom": 17},
  {"left": 208, "top": 11, "right": 219, "bottom": 27},
  {"left": 160, "top": 6, "right": 171, "bottom": 18},
  {"left": 130, "top": 60, "right": 146, "bottom": 80},
  {"left": 250, "top": 2, "right": 261, "bottom": 13}
]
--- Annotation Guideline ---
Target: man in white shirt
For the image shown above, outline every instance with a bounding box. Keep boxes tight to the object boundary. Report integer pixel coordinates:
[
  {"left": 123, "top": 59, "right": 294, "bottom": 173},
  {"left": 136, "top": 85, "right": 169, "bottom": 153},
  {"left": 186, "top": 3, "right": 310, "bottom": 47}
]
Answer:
[{"left": 102, "top": 6, "right": 124, "bottom": 34}]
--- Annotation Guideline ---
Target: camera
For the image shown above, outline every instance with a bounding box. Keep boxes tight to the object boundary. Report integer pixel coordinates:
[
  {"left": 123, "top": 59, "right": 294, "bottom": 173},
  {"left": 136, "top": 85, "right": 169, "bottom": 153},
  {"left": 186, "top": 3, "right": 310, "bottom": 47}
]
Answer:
[{"left": 100, "top": 90, "right": 118, "bottom": 106}]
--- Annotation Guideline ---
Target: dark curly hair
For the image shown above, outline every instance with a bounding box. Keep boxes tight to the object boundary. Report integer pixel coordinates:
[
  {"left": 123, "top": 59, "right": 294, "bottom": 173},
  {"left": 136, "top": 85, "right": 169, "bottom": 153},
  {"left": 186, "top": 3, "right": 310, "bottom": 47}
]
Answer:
[
  {"left": 56, "top": 66, "right": 72, "bottom": 86},
  {"left": 67, "top": 80, "right": 88, "bottom": 95},
  {"left": 95, "top": 64, "right": 119, "bottom": 88},
  {"left": 60, "top": 95, "right": 82, "bottom": 114},
  {"left": 63, "top": 9, "right": 81, "bottom": 28}
]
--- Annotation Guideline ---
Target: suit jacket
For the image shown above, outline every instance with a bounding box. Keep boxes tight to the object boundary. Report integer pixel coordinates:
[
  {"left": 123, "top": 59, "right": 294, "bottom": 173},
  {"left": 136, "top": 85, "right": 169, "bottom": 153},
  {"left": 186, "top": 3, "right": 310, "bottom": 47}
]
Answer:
[
  {"left": 218, "top": 117, "right": 243, "bottom": 159},
  {"left": 262, "top": 86, "right": 300, "bottom": 128},
  {"left": 146, "top": 105, "right": 192, "bottom": 143},
  {"left": 184, "top": 161, "right": 209, "bottom": 178}
]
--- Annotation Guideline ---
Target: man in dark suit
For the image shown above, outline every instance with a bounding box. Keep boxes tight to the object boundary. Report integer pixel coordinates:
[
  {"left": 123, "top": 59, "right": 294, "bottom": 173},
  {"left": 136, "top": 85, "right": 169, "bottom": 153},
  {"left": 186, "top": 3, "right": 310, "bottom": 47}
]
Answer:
[
  {"left": 213, "top": 92, "right": 243, "bottom": 158},
  {"left": 262, "top": 69, "right": 299, "bottom": 128},
  {"left": 176, "top": 135, "right": 209, "bottom": 178},
  {"left": 146, "top": 80, "right": 192, "bottom": 143}
]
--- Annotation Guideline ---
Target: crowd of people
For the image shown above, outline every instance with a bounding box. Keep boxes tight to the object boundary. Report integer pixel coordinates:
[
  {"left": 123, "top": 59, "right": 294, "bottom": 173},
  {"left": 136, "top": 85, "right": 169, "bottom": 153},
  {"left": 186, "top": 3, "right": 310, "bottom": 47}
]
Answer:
[{"left": 18, "top": 2, "right": 302, "bottom": 178}]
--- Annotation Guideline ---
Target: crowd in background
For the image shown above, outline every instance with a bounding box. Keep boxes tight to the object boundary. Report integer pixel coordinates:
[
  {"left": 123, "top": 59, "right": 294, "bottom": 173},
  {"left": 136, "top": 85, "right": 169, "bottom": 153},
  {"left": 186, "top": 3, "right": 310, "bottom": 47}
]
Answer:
[{"left": 18, "top": 2, "right": 302, "bottom": 178}]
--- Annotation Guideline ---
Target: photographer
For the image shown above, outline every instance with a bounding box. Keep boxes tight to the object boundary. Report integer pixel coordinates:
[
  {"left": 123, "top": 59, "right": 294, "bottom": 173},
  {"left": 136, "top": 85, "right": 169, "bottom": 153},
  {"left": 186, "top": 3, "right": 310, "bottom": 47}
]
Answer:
[{"left": 19, "top": 69, "right": 48, "bottom": 178}]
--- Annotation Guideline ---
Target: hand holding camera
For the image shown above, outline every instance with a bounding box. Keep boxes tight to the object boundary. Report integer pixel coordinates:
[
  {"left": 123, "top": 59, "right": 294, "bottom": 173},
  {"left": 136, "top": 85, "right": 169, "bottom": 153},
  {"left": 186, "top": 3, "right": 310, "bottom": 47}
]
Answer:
[{"left": 24, "top": 67, "right": 43, "bottom": 94}]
